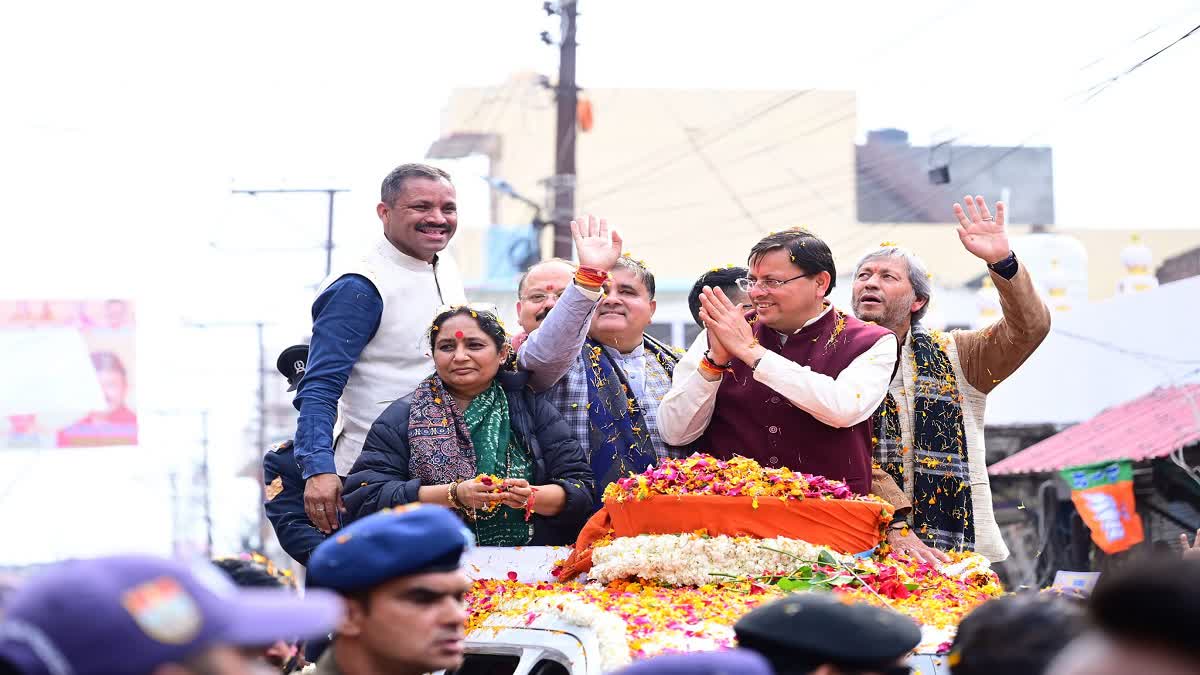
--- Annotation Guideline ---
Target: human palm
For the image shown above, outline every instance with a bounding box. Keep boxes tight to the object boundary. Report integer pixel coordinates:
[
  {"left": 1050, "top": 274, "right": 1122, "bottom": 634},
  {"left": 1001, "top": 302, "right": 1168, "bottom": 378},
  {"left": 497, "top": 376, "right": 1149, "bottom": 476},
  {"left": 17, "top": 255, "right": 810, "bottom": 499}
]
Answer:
[
  {"left": 571, "top": 214, "right": 622, "bottom": 271},
  {"left": 953, "top": 195, "right": 1010, "bottom": 265}
]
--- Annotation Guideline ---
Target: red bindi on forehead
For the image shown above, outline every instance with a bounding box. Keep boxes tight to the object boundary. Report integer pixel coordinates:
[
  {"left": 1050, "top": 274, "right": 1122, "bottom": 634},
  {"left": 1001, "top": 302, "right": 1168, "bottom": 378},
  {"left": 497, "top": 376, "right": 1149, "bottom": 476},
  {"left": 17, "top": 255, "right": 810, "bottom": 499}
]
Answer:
[{"left": 454, "top": 330, "right": 464, "bottom": 339}]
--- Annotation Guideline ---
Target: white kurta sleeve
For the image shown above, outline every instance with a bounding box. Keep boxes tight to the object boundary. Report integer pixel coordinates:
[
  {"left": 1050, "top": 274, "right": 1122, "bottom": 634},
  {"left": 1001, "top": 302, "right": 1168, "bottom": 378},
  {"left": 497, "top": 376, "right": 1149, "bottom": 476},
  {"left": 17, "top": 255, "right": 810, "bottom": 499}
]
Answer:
[{"left": 656, "top": 331, "right": 723, "bottom": 445}]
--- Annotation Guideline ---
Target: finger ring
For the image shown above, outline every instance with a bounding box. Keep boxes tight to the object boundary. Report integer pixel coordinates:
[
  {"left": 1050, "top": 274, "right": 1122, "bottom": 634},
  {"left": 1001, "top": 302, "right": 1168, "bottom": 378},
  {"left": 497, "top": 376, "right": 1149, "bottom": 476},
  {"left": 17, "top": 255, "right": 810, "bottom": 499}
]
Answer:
[
  {"left": 982, "top": 216, "right": 994, "bottom": 221},
  {"left": 315, "top": 505, "right": 326, "bottom": 511}
]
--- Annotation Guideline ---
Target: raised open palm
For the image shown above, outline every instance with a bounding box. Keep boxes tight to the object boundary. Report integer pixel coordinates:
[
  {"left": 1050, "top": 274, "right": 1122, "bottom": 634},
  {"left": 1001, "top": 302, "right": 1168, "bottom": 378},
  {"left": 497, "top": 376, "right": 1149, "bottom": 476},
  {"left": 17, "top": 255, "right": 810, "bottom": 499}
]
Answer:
[
  {"left": 570, "top": 214, "right": 622, "bottom": 271},
  {"left": 952, "top": 195, "right": 1010, "bottom": 265}
]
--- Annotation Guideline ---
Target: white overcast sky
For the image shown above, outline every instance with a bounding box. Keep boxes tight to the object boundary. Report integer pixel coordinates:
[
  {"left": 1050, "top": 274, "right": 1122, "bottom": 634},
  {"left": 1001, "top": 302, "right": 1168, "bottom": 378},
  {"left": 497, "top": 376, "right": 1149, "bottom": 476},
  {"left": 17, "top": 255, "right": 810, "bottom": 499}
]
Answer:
[{"left": 2, "top": 0, "right": 1198, "bottom": 565}]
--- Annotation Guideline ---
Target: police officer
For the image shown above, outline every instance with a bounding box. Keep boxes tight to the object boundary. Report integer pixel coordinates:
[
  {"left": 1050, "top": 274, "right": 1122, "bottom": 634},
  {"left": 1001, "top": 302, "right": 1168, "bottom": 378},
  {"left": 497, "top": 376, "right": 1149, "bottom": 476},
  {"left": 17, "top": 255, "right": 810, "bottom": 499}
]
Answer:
[
  {"left": 305, "top": 504, "right": 474, "bottom": 675},
  {"left": 0, "top": 554, "right": 341, "bottom": 675},
  {"left": 212, "top": 557, "right": 309, "bottom": 673},
  {"left": 264, "top": 344, "right": 327, "bottom": 565},
  {"left": 734, "top": 593, "right": 922, "bottom": 675}
]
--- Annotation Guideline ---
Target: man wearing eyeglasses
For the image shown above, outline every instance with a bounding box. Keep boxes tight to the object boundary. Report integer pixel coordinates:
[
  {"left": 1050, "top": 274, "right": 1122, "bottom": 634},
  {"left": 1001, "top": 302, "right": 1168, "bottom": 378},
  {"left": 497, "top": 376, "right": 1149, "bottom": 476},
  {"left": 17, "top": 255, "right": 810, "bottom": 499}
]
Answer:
[
  {"left": 514, "top": 258, "right": 576, "bottom": 339},
  {"left": 659, "top": 228, "right": 904, "bottom": 503},
  {"left": 509, "top": 216, "right": 626, "bottom": 394}
]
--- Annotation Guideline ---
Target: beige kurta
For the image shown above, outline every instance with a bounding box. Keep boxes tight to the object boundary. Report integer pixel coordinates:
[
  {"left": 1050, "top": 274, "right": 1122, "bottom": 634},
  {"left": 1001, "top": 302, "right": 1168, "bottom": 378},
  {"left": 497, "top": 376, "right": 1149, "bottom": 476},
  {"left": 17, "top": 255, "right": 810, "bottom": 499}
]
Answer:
[{"left": 889, "top": 264, "right": 1051, "bottom": 561}]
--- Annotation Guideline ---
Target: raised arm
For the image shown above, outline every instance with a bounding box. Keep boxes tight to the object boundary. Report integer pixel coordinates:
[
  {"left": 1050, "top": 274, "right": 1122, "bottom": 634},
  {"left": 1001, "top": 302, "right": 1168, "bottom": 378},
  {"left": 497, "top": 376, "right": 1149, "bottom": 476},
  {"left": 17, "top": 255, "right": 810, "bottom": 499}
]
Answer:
[
  {"left": 521, "top": 215, "right": 619, "bottom": 392},
  {"left": 950, "top": 196, "right": 1052, "bottom": 394}
]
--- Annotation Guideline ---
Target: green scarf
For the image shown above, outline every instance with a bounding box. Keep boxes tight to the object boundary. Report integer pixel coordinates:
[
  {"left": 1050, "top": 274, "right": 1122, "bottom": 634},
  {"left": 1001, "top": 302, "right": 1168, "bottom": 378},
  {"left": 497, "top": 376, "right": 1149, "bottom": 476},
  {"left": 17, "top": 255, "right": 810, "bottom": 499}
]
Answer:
[{"left": 464, "top": 381, "right": 535, "bottom": 546}]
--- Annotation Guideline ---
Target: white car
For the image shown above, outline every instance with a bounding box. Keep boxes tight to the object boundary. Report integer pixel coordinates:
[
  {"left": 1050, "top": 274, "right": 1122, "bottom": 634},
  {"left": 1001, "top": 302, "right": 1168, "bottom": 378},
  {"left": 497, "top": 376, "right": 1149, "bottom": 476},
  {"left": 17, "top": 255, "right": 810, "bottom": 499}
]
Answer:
[{"left": 452, "top": 546, "right": 953, "bottom": 675}]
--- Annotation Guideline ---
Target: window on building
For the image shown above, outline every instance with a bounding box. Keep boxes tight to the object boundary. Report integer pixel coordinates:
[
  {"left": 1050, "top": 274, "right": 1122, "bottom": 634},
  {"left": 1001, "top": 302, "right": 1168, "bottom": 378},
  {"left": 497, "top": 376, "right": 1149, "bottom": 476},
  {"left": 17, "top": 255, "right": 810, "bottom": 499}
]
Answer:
[
  {"left": 646, "top": 320, "right": 703, "bottom": 349},
  {"left": 645, "top": 322, "right": 675, "bottom": 346}
]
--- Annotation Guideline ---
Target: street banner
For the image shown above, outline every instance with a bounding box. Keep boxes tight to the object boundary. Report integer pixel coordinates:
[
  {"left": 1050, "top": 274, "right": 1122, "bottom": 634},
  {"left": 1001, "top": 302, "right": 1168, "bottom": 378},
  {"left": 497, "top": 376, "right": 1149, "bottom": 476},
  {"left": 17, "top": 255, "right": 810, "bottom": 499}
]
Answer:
[{"left": 0, "top": 300, "right": 137, "bottom": 448}]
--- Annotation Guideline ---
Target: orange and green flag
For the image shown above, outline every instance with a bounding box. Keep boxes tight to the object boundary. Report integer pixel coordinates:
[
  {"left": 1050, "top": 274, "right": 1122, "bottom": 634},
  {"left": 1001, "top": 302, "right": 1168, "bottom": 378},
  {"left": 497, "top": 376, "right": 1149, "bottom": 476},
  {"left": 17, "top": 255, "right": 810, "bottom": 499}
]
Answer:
[{"left": 1060, "top": 460, "right": 1144, "bottom": 554}]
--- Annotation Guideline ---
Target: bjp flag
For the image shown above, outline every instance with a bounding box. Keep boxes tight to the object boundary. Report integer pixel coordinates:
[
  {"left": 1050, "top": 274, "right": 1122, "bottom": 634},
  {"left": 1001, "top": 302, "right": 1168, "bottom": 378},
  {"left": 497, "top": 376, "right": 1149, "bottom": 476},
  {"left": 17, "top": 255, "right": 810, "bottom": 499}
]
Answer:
[{"left": 1060, "top": 460, "right": 1144, "bottom": 554}]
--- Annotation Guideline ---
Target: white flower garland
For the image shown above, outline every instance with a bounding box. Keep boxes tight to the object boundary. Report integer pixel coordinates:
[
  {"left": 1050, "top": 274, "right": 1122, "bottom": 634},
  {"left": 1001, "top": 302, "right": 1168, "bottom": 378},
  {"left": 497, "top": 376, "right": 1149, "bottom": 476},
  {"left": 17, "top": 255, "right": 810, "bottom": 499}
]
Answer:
[
  {"left": 590, "top": 534, "right": 854, "bottom": 586},
  {"left": 530, "top": 595, "right": 632, "bottom": 671}
]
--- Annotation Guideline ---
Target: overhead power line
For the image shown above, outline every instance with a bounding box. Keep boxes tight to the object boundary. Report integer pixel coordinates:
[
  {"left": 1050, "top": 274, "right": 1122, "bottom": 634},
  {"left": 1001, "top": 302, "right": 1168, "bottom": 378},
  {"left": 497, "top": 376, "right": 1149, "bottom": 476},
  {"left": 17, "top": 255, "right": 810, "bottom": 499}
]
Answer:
[{"left": 585, "top": 7, "right": 1200, "bottom": 226}]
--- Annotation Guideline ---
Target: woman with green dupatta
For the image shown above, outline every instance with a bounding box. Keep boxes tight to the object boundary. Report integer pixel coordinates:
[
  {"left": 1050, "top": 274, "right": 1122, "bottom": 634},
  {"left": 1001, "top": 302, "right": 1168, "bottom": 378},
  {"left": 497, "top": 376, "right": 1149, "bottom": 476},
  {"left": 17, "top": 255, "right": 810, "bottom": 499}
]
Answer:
[{"left": 343, "top": 306, "right": 595, "bottom": 546}]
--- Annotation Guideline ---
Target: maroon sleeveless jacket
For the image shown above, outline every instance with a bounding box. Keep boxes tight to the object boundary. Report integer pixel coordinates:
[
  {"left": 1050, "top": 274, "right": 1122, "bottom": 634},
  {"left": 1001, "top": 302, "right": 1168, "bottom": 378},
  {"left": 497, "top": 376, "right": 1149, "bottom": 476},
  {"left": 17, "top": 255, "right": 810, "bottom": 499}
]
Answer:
[{"left": 695, "top": 308, "right": 893, "bottom": 495}]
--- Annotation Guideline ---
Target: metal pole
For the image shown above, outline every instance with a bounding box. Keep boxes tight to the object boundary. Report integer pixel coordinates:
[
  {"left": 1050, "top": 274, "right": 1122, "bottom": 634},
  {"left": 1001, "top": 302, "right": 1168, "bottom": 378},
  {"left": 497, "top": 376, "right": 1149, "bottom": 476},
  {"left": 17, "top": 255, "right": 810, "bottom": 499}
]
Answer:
[
  {"left": 256, "top": 321, "right": 267, "bottom": 549},
  {"left": 200, "top": 410, "right": 213, "bottom": 557},
  {"left": 230, "top": 187, "right": 347, "bottom": 281},
  {"left": 180, "top": 320, "right": 279, "bottom": 551},
  {"left": 551, "top": 0, "right": 578, "bottom": 259},
  {"left": 256, "top": 321, "right": 266, "bottom": 456},
  {"left": 324, "top": 190, "right": 337, "bottom": 277},
  {"left": 168, "top": 469, "right": 181, "bottom": 557}
]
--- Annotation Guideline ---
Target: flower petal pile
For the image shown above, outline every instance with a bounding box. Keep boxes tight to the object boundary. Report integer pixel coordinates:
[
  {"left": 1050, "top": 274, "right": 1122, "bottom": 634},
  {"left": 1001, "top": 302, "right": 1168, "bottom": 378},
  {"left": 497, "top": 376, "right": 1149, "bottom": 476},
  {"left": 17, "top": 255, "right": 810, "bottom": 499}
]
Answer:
[
  {"left": 466, "top": 549, "right": 1002, "bottom": 666},
  {"left": 835, "top": 551, "right": 1004, "bottom": 628},
  {"left": 603, "top": 453, "right": 890, "bottom": 507},
  {"left": 466, "top": 579, "right": 781, "bottom": 669},
  {"left": 465, "top": 455, "right": 1003, "bottom": 665}
]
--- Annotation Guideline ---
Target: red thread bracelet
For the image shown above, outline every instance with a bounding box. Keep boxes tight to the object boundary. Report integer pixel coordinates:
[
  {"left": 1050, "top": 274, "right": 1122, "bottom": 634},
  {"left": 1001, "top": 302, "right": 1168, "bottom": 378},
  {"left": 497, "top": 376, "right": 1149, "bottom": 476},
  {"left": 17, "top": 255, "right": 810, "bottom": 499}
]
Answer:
[
  {"left": 524, "top": 486, "right": 538, "bottom": 521},
  {"left": 575, "top": 266, "right": 608, "bottom": 287}
]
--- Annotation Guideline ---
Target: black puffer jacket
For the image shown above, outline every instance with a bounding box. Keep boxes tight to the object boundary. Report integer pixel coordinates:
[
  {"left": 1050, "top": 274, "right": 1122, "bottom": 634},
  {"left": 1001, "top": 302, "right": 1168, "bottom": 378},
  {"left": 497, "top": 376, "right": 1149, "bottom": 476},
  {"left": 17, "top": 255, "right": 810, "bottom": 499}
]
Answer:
[{"left": 343, "top": 371, "right": 595, "bottom": 545}]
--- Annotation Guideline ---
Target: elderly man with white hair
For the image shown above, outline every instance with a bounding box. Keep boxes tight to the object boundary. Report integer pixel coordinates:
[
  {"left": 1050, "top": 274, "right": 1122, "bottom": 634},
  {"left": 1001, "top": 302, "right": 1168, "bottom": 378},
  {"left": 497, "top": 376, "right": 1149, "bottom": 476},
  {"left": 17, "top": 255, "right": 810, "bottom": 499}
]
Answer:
[{"left": 849, "top": 196, "right": 1051, "bottom": 564}]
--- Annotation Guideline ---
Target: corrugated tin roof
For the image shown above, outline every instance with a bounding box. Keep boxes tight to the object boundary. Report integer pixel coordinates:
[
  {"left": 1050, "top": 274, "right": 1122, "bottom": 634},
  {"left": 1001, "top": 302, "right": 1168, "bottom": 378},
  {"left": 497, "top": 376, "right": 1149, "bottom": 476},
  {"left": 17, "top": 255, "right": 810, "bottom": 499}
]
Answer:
[{"left": 989, "top": 385, "right": 1200, "bottom": 475}]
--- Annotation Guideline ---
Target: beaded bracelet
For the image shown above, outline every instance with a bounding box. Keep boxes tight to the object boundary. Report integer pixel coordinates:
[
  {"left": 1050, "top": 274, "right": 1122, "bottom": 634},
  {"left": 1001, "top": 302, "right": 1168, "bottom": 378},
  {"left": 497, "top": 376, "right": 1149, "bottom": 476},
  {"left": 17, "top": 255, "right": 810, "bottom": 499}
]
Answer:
[
  {"left": 703, "top": 350, "right": 733, "bottom": 370},
  {"left": 698, "top": 357, "right": 727, "bottom": 378},
  {"left": 447, "top": 481, "right": 463, "bottom": 510}
]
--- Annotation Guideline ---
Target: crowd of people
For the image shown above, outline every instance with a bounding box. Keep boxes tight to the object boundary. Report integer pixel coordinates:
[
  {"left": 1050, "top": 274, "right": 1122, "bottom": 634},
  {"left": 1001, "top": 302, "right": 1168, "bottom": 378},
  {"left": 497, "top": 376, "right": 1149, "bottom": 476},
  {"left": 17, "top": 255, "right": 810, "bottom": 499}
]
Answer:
[
  {"left": 2, "top": 506, "right": 1198, "bottom": 674},
  {"left": 1, "top": 162, "right": 1195, "bottom": 674},
  {"left": 271, "top": 163, "right": 1052, "bottom": 565}
]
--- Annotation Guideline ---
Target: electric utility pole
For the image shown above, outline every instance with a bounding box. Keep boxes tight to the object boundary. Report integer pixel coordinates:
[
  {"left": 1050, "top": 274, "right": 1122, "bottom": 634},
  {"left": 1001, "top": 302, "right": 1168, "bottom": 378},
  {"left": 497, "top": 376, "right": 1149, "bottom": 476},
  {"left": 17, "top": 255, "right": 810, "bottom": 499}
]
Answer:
[
  {"left": 550, "top": 0, "right": 578, "bottom": 259},
  {"left": 231, "top": 188, "right": 348, "bottom": 278}
]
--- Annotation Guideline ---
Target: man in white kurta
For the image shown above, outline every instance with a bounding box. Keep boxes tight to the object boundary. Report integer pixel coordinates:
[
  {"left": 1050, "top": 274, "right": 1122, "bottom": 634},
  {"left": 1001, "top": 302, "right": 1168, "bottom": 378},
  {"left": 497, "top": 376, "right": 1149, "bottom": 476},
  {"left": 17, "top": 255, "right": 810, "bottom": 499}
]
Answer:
[{"left": 851, "top": 196, "right": 1051, "bottom": 562}]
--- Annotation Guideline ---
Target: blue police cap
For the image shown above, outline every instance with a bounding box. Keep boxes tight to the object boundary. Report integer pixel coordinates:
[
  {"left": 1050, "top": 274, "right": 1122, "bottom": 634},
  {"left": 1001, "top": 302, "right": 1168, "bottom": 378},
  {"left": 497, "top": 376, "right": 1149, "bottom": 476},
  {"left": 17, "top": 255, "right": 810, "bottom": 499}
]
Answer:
[
  {"left": 276, "top": 344, "right": 308, "bottom": 392},
  {"left": 306, "top": 504, "right": 474, "bottom": 593}
]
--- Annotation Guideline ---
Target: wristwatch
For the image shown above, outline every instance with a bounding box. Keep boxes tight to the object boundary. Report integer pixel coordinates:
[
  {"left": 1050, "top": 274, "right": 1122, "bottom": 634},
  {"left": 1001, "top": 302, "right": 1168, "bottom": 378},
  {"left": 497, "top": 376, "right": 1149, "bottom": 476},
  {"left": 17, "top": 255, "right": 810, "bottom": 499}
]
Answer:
[{"left": 986, "top": 250, "right": 1019, "bottom": 280}]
